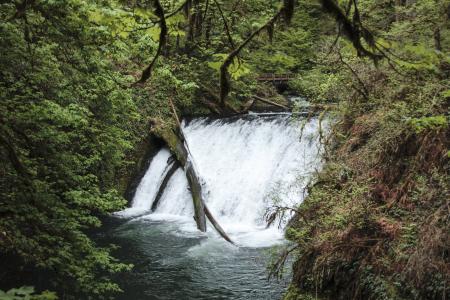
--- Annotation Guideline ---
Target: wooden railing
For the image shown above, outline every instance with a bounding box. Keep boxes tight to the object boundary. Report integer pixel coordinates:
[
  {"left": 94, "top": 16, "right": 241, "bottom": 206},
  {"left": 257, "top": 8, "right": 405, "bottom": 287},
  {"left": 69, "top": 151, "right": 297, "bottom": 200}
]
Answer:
[{"left": 256, "top": 73, "right": 296, "bottom": 81}]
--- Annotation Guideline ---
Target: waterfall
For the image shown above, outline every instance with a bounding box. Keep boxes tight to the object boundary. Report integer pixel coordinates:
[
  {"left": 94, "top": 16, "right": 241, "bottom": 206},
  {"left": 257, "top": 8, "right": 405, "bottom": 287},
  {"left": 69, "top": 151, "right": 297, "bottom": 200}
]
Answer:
[
  {"left": 117, "top": 149, "right": 172, "bottom": 218},
  {"left": 118, "top": 114, "right": 323, "bottom": 247}
]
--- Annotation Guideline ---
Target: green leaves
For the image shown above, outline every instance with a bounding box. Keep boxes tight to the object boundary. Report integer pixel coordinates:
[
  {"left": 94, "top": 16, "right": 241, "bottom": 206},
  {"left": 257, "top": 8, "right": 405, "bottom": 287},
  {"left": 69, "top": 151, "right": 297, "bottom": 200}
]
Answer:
[
  {"left": 0, "top": 287, "right": 57, "bottom": 300},
  {"left": 395, "top": 43, "right": 441, "bottom": 73},
  {"left": 88, "top": 4, "right": 158, "bottom": 39},
  {"left": 0, "top": 0, "right": 137, "bottom": 298},
  {"left": 167, "top": 14, "right": 186, "bottom": 37},
  {"left": 442, "top": 89, "right": 450, "bottom": 99},
  {"left": 409, "top": 115, "right": 448, "bottom": 133},
  {"left": 208, "top": 54, "right": 251, "bottom": 80}
]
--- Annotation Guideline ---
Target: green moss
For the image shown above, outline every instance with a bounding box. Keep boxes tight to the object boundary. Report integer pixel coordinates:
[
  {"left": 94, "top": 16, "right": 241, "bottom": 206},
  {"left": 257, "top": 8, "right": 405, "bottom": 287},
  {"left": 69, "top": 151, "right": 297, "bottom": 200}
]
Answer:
[
  {"left": 283, "top": 285, "right": 320, "bottom": 300},
  {"left": 409, "top": 115, "right": 448, "bottom": 133}
]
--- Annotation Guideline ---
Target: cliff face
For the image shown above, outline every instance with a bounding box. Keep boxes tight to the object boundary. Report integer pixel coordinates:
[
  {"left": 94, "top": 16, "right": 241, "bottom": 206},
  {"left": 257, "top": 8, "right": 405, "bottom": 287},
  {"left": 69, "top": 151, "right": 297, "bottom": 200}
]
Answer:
[{"left": 284, "top": 103, "right": 449, "bottom": 299}]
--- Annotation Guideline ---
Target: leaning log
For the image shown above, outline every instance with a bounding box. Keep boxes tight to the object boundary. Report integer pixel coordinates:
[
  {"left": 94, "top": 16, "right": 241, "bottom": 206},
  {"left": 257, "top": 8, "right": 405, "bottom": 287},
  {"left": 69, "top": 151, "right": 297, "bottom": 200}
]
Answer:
[
  {"left": 184, "top": 157, "right": 207, "bottom": 232},
  {"left": 167, "top": 98, "right": 208, "bottom": 232},
  {"left": 168, "top": 128, "right": 234, "bottom": 244},
  {"left": 157, "top": 127, "right": 207, "bottom": 232},
  {"left": 151, "top": 160, "right": 180, "bottom": 211},
  {"left": 151, "top": 101, "right": 234, "bottom": 244},
  {"left": 204, "top": 205, "right": 235, "bottom": 244}
]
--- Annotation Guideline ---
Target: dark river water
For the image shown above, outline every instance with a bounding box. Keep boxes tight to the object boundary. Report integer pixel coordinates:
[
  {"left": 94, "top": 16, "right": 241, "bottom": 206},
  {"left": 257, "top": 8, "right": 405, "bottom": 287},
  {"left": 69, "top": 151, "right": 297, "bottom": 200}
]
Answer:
[{"left": 101, "top": 218, "right": 289, "bottom": 300}]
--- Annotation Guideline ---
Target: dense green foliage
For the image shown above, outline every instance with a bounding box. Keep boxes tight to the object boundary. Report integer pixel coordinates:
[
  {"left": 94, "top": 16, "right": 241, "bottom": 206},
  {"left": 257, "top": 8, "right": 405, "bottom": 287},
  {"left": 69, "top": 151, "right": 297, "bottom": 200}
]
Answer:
[
  {"left": 0, "top": 1, "right": 138, "bottom": 297},
  {"left": 0, "top": 287, "right": 56, "bottom": 300},
  {"left": 0, "top": 0, "right": 448, "bottom": 299}
]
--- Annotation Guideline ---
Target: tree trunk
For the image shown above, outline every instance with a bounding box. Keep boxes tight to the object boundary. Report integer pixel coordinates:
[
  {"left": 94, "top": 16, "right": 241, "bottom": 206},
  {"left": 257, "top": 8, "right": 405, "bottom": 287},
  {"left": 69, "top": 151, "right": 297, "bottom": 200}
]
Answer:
[
  {"left": 434, "top": 28, "right": 442, "bottom": 51},
  {"left": 205, "top": 15, "right": 212, "bottom": 47},
  {"left": 164, "top": 128, "right": 207, "bottom": 232}
]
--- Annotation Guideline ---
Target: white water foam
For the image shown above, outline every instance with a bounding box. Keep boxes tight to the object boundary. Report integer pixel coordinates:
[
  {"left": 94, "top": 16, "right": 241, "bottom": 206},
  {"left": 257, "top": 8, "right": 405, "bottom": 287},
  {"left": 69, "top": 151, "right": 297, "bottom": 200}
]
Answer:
[
  {"left": 115, "top": 149, "right": 172, "bottom": 218},
  {"left": 118, "top": 115, "right": 324, "bottom": 247}
]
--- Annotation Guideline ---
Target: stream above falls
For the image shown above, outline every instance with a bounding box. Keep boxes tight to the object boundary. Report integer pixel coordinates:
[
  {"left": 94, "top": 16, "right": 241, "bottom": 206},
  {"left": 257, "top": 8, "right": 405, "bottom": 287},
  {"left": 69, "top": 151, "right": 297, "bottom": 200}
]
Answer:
[{"left": 103, "top": 112, "right": 324, "bottom": 299}]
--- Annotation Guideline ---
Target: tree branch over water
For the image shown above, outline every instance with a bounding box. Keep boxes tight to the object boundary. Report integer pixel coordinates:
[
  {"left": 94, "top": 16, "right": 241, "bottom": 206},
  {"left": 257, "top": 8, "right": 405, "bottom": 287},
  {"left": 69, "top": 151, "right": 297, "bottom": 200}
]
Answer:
[{"left": 135, "top": 0, "right": 167, "bottom": 84}]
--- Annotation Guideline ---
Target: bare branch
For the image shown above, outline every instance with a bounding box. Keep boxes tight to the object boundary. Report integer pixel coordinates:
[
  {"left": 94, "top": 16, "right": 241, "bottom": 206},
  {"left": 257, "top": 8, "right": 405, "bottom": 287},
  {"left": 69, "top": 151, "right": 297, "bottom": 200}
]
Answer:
[
  {"left": 135, "top": 0, "right": 167, "bottom": 84},
  {"left": 320, "top": 0, "right": 382, "bottom": 61},
  {"left": 337, "top": 50, "right": 369, "bottom": 100},
  {"left": 213, "top": 0, "right": 235, "bottom": 49},
  {"left": 219, "top": 9, "right": 283, "bottom": 104}
]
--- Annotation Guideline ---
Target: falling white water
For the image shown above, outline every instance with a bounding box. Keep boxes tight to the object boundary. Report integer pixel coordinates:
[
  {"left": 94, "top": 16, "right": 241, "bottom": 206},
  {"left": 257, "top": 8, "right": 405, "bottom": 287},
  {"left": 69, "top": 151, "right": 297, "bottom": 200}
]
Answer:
[
  {"left": 120, "top": 114, "right": 324, "bottom": 247},
  {"left": 116, "top": 149, "right": 172, "bottom": 218}
]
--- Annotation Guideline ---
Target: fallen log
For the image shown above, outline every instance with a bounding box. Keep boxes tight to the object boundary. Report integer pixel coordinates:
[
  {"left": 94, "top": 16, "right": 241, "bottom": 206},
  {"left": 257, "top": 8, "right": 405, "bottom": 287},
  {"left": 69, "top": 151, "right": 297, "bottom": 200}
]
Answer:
[
  {"left": 169, "top": 101, "right": 207, "bottom": 232},
  {"left": 150, "top": 100, "right": 235, "bottom": 244},
  {"left": 157, "top": 126, "right": 207, "bottom": 232},
  {"left": 151, "top": 160, "right": 180, "bottom": 212},
  {"left": 173, "top": 129, "right": 234, "bottom": 244},
  {"left": 184, "top": 157, "right": 207, "bottom": 232},
  {"left": 253, "top": 95, "right": 290, "bottom": 110}
]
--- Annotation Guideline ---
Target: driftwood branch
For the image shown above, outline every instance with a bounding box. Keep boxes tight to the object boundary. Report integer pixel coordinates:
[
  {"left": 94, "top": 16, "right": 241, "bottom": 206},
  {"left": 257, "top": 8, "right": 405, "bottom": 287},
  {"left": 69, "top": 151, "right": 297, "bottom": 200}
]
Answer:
[
  {"left": 151, "top": 160, "right": 180, "bottom": 211},
  {"left": 252, "top": 95, "right": 290, "bottom": 110},
  {"left": 204, "top": 205, "right": 235, "bottom": 244}
]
